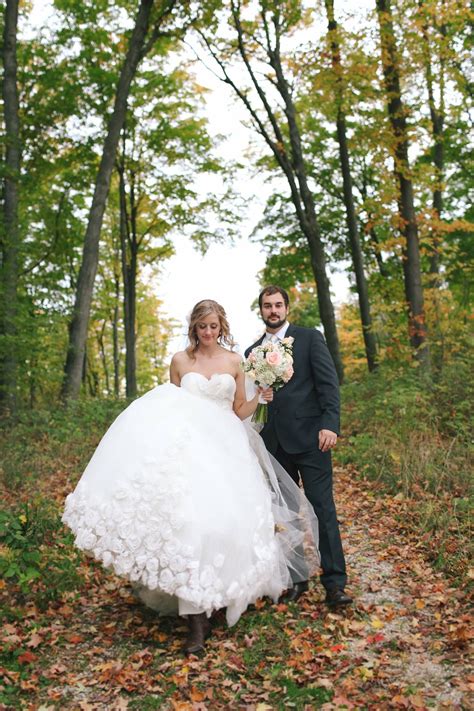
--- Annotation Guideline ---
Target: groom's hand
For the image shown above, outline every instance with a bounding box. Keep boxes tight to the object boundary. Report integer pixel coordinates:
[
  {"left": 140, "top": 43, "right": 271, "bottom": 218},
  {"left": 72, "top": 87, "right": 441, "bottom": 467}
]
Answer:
[{"left": 319, "top": 429, "right": 337, "bottom": 452}]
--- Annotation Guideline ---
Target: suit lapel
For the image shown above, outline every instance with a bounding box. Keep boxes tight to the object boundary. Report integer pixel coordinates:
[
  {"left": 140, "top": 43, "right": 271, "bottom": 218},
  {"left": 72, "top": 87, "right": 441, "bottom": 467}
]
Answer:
[
  {"left": 284, "top": 323, "right": 301, "bottom": 368},
  {"left": 285, "top": 323, "right": 297, "bottom": 339}
]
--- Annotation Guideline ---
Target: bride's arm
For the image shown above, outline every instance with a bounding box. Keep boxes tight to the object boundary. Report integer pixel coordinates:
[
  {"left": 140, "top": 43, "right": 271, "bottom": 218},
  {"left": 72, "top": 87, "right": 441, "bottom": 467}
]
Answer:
[
  {"left": 233, "top": 366, "right": 273, "bottom": 420},
  {"left": 169, "top": 354, "right": 181, "bottom": 386}
]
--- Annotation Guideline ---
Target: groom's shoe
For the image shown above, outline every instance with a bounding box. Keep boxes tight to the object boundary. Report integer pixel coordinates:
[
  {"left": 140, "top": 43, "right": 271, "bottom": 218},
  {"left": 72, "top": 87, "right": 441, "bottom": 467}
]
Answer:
[
  {"left": 278, "top": 581, "right": 309, "bottom": 604},
  {"left": 325, "top": 588, "right": 353, "bottom": 607},
  {"left": 184, "top": 613, "right": 211, "bottom": 656}
]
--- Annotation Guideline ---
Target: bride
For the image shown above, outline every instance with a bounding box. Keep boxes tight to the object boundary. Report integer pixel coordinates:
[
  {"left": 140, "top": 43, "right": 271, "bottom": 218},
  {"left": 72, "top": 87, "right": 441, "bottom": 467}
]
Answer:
[{"left": 62, "top": 299, "right": 319, "bottom": 655}]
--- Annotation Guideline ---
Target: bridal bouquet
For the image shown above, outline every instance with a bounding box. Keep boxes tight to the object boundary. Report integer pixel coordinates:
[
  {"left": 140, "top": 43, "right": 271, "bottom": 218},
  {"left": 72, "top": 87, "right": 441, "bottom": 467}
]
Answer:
[{"left": 242, "top": 337, "right": 294, "bottom": 424}]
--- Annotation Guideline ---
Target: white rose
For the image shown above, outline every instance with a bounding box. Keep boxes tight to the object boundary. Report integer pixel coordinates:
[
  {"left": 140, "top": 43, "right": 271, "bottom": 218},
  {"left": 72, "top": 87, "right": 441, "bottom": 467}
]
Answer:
[
  {"left": 94, "top": 520, "right": 107, "bottom": 536},
  {"left": 147, "top": 575, "right": 159, "bottom": 590},
  {"left": 115, "top": 554, "right": 133, "bottom": 575},
  {"left": 126, "top": 533, "right": 142, "bottom": 552},
  {"left": 116, "top": 518, "right": 131, "bottom": 538},
  {"left": 135, "top": 554, "right": 148, "bottom": 570},
  {"left": 77, "top": 531, "right": 97, "bottom": 550},
  {"left": 170, "top": 555, "right": 187, "bottom": 573},
  {"left": 144, "top": 533, "right": 161, "bottom": 550},
  {"left": 159, "top": 568, "right": 174, "bottom": 589},
  {"left": 109, "top": 538, "right": 124, "bottom": 554},
  {"left": 175, "top": 571, "right": 189, "bottom": 586},
  {"left": 164, "top": 540, "right": 179, "bottom": 556},
  {"left": 102, "top": 551, "right": 113, "bottom": 567},
  {"left": 146, "top": 557, "right": 159, "bottom": 573},
  {"left": 114, "top": 487, "right": 129, "bottom": 501},
  {"left": 85, "top": 509, "right": 100, "bottom": 527},
  {"left": 136, "top": 507, "right": 151, "bottom": 522},
  {"left": 160, "top": 553, "right": 170, "bottom": 568},
  {"left": 199, "top": 567, "right": 215, "bottom": 588}
]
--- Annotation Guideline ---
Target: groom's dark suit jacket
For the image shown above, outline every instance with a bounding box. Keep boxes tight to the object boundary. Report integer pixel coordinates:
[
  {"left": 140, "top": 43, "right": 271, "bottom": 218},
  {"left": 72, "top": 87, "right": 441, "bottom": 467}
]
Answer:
[{"left": 245, "top": 324, "right": 340, "bottom": 455}]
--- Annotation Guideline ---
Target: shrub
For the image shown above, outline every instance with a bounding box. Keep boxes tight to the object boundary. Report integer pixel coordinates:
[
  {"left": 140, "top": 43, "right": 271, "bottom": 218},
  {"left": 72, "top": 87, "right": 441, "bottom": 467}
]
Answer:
[
  {"left": 0, "top": 499, "right": 85, "bottom": 607},
  {"left": 336, "top": 358, "right": 473, "bottom": 582}
]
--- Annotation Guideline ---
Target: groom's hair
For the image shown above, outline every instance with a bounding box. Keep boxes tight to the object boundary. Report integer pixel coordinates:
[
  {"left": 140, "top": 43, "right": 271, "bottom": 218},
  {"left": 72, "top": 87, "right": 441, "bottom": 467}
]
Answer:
[{"left": 258, "top": 285, "right": 290, "bottom": 309}]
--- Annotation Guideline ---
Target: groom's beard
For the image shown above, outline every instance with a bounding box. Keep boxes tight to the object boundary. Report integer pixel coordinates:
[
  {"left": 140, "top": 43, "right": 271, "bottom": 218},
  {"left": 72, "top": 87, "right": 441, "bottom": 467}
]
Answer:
[{"left": 263, "top": 316, "right": 286, "bottom": 330}]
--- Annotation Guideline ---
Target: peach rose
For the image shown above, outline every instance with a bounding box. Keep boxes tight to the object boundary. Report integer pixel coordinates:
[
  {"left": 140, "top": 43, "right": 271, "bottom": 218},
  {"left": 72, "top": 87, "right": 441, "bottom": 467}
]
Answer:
[
  {"left": 266, "top": 351, "right": 282, "bottom": 366},
  {"left": 285, "top": 365, "right": 294, "bottom": 379}
]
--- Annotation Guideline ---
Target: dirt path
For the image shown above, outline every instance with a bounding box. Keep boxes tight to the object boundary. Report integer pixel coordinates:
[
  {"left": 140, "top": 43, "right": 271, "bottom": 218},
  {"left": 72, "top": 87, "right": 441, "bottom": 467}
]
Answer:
[
  {"left": 335, "top": 466, "right": 472, "bottom": 709},
  {"left": 2, "top": 467, "right": 472, "bottom": 710}
]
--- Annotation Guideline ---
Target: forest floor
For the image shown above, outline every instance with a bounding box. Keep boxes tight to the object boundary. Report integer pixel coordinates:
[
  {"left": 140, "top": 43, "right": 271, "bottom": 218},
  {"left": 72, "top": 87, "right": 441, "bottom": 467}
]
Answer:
[{"left": 1, "top": 464, "right": 473, "bottom": 710}]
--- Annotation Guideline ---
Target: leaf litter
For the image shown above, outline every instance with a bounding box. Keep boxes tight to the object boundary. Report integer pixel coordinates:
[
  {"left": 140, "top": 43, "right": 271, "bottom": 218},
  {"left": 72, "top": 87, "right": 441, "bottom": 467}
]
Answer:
[{"left": 1, "top": 464, "right": 472, "bottom": 709}]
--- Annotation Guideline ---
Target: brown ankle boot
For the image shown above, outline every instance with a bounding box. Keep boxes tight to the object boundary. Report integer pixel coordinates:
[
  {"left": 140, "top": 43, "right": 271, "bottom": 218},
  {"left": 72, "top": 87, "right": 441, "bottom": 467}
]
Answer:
[{"left": 184, "top": 613, "right": 211, "bottom": 656}]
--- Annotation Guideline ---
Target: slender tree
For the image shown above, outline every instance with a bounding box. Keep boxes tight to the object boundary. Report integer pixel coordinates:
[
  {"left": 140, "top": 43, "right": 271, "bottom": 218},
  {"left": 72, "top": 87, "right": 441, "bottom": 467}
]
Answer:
[
  {"left": 376, "top": 0, "right": 430, "bottom": 365},
  {"left": 61, "top": 0, "right": 177, "bottom": 401},
  {"left": 0, "top": 0, "right": 20, "bottom": 414},
  {"left": 200, "top": 0, "right": 344, "bottom": 381},
  {"left": 418, "top": 0, "right": 446, "bottom": 282},
  {"left": 117, "top": 151, "right": 138, "bottom": 398},
  {"left": 324, "top": 0, "right": 378, "bottom": 372},
  {"left": 112, "top": 251, "right": 121, "bottom": 398}
]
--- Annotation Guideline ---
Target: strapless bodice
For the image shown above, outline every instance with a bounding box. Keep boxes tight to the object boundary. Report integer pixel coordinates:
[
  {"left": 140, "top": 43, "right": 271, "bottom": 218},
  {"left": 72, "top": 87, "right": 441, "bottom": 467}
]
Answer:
[{"left": 180, "top": 372, "right": 236, "bottom": 410}]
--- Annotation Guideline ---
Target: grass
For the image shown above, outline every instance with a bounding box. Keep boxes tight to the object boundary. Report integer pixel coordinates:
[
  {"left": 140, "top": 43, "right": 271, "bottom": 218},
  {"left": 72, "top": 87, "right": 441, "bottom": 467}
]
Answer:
[
  {"left": 0, "top": 366, "right": 471, "bottom": 707},
  {"left": 1, "top": 398, "right": 126, "bottom": 491},
  {"left": 270, "top": 678, "right": 333, "bottom": 709},
  {"left": 335, "top": 357, "right": 473, "bottom": 583}
]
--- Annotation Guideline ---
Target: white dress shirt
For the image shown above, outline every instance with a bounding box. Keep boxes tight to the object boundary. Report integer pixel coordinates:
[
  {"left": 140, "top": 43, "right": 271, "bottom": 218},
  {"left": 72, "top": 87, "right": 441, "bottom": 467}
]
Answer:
[{"left": 264, "top": 321, "right": 290, "bottom": 343}]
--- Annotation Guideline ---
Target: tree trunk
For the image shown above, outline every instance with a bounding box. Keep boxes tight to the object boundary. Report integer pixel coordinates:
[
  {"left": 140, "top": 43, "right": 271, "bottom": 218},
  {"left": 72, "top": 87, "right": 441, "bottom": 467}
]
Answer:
[
  {"left": 0, "top": 0, "right": 20, "bottom": 414},
  {"left": 124, "top": 248, "right": 138, "bottom": 397},
  {"left": 118, "top": 161, "right": 137, "bottom": 398},
  {"left": 325, "top": 0, "right": 378, "bottom": 372},
  {"left": 207, "top": 3, "right": 344, "bottom": 381},
  {"left": 97, "top": 321, "right": 111, "bottom": 395},
  {"left": 419, "top": 0, "right": 446, "bottom": 282},
  {"left": 112, "top": 272, "right": 121, "bottom": 398},
  {"left": 61, "top": 0, "right": 173, "bottom": 401},
  {"left": 376, "top": 0, "right": 430, "bottom": 366},
  {"left": 276, "top": 73, "right": 343, "bottom": 380},
  {"left": 85, "top": 347, "right": 99, "bottom": 398},
  {"left": 231, "top": 4, "right": 343, "bottom": 381}
]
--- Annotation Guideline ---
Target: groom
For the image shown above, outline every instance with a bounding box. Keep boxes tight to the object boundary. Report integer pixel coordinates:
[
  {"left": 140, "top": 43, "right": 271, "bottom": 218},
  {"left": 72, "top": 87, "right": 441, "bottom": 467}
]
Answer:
[{"left": 245, "top": 285, "right": 351, "bottom": 607}]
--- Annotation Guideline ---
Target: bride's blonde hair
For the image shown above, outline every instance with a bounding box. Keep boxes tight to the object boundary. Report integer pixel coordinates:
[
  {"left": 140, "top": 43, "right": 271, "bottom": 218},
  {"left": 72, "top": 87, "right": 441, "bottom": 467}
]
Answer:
[{"left": 187, "top": 299, "right": 236, "bottom": 358}]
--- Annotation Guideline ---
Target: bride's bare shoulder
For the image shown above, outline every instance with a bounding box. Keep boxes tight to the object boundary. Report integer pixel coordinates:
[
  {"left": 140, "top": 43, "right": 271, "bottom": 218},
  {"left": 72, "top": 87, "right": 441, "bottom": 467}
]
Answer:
[
  {"left": 226, "top": 350, "right": 243, "bottom": 372},
  {"left": 227, "top": 350, "right": 243, "bottom": 362},
  {"left": 171, "top": 350, "right": 191, "bottom": 367}
]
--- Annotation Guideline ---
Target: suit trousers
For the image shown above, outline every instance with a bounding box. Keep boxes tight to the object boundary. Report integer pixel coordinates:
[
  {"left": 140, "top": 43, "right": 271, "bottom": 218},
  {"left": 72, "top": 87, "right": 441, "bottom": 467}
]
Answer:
[{"left": 275, "top": 444, "right": 347, "bottom": 591}]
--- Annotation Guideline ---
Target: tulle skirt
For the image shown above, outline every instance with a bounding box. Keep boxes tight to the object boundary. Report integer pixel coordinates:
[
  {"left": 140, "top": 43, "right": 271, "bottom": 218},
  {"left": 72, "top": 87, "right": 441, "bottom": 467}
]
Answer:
[{"left": 62, "top": 383, "right": 319, "bottom": 626}]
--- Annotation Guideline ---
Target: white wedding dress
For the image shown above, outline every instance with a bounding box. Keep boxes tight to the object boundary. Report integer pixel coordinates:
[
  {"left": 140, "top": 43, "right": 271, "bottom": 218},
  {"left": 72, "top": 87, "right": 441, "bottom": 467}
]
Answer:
[{"left": 62, "top": 372, "right": 319, "bottom": 626}]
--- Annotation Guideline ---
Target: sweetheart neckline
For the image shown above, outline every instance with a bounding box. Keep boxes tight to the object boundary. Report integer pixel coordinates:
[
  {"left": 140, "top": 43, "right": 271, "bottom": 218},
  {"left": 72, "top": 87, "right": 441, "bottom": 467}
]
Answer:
[{"left": 181, "top": 372, "right": 236, "bottom": 383}]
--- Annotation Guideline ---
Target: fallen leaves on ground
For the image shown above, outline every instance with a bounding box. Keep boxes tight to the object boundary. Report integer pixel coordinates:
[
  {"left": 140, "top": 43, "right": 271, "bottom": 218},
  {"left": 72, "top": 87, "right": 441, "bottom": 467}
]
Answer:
[{"left": 1, "top": 465, "right": 472, "bottom": 710}]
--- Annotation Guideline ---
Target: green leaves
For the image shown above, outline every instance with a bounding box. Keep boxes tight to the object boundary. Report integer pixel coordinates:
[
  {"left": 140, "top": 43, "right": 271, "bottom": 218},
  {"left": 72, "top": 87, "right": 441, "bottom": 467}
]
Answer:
[{"left": 0, "top": 503, "right": 83, "bottom": 602}]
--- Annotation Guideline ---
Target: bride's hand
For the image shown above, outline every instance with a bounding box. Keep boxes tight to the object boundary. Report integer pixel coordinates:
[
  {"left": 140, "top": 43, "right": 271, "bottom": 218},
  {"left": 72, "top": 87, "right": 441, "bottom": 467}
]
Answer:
[{"left": 257, "top": 386, "right": 274, "bottom": 402}]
